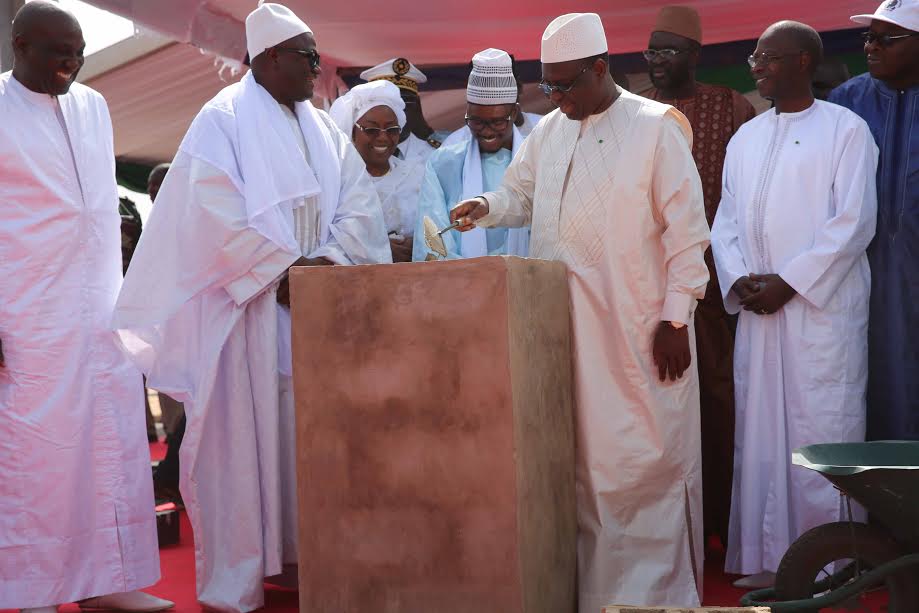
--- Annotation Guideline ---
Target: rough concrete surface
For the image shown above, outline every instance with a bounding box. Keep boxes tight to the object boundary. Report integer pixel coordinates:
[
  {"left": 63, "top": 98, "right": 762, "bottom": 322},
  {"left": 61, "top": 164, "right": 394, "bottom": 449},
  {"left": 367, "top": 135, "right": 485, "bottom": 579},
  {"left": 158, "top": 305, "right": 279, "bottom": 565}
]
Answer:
[{"left": 289, "top": 257, "right": 576, "bottom": 613}]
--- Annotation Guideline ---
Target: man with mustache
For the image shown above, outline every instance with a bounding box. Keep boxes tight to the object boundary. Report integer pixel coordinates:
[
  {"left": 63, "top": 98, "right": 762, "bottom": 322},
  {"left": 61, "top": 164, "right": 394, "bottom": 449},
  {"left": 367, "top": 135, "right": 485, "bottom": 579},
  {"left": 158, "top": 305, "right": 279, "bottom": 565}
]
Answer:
[
  {"left": 413, "top": 48, "right": 530, "bottom": 260},
  {"left": 638, "top": 5, "right": 757, "bottom": 553},
  {"left": 0, "top": 2, "right": 171, "bottom": 612},
  {"left": 829, "top": 0, "right": 919, "bottom": 443},
  {"left": 711, "top": 20, "right": 877, "bottom": 590},
  {"left": 113, "top": 3, "right": 390, "bottom": 610}
]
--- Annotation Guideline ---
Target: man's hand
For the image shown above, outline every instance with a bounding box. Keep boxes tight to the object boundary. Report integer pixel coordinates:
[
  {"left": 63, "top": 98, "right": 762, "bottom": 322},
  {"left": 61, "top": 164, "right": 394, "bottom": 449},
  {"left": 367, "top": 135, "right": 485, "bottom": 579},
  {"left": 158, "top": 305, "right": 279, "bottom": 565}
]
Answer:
[
  {"left": 740, "top": 273, "right": 797, "bottom": 315},
  {"left": 731, "top": 276, "right": 760, "bottom": 301},
  {"left": 450, "top": 198, "right": 490, "bottom": 232},
  {"left": 390, "top": 236, "right": 413, "bottom": 263},
  {"left": 652, "top": 322, "right": 691, "bottom": 382},
  {"left": 278, "top": 257, "right": 334, "bottom": 306}
]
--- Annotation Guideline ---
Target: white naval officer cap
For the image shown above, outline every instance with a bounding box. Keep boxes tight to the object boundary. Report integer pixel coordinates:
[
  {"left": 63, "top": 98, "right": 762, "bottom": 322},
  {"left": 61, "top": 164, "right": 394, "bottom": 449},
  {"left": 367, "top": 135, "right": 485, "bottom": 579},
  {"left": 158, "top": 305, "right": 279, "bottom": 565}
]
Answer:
[{"left": 359, "top": 58, "right": 428, "bottom": 93}]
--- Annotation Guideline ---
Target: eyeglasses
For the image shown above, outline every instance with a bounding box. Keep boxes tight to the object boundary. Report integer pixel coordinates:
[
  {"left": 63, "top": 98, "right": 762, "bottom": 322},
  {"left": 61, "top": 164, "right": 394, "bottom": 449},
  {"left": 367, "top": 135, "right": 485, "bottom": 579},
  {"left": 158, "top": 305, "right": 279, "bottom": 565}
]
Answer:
[
  {"left": 538, "top": 66, "right": 590, "bottom": 96},
  {"left": 861, "top": 31, "right": 919, "bottom": 47},
  {"left": 354, "top": 123, "right": 402, "bottom": 138},
  {"left": 464, "top": 115, "right": 514, "bottom": 132},
  {"left": 275, "top": 47, "right": 321, "bottom": 70},
  {"left": 746, "top": 52, "right": 801, "bottom": 67},
  {"left": 642, "top": 48, "right": 685, "bottom": 62}
]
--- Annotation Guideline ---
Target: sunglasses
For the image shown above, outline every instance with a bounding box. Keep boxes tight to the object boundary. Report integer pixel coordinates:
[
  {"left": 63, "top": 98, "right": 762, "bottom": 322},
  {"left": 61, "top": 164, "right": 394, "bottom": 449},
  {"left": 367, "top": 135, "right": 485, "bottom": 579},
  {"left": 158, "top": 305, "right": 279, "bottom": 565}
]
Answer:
[
  {"left": 354, "top": 123, "right": 401, "bottom": 138},
  {"left": 275, "top": 47, "right": 321, "bottom": 70},
  {"left": 538, "top": 66, "right": 590, "bottom": 96},
  {"left": 861, "top": 31, "right": 919, "bottom": 47}
]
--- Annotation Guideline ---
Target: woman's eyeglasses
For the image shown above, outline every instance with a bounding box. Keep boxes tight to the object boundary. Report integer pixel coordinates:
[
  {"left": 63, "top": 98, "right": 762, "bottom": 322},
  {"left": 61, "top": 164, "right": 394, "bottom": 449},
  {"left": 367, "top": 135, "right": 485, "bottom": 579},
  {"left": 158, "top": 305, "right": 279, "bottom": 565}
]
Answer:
[{"left": 354, "top": 124, "right": 402, "bottom": 138}]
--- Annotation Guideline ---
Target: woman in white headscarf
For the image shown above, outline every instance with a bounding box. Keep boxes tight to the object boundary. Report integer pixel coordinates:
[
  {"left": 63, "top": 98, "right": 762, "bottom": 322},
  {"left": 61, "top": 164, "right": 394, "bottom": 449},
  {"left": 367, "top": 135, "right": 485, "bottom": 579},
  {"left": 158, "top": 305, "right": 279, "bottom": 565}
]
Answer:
[{"left": 331, "top": 80, "right": 424, "bottom": 262}]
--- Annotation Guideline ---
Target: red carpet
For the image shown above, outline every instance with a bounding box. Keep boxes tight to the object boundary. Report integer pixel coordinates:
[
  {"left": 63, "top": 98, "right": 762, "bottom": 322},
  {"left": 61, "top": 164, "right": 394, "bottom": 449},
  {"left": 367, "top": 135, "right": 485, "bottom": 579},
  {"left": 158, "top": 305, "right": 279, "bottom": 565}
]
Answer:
[
  {"left": 142, "top": 512, "right": 300, "bottom": 613},
  {"left": 149, "top": 440, "right": 168, "bottom": 462},
  {"left": 3, "top": 516, "right": 883, "bottom": 612},
  {"left": 1, "top": 441, "right": 887, "bottom": 612}
]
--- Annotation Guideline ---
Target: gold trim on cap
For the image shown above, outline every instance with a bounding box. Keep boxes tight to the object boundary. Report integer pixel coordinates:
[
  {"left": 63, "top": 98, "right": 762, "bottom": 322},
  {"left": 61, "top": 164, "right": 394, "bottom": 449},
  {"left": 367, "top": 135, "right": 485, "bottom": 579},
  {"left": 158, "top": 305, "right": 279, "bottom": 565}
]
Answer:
[{"left": 369, "top": 75, "right": 419, "bottom": 93}]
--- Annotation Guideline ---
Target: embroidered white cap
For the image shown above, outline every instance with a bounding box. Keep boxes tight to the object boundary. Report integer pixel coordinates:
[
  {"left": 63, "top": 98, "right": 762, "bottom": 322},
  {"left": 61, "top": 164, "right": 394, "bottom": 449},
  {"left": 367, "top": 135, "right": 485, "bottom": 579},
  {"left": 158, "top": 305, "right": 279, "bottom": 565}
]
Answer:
[
  {"left": 541, "top": 13, "right": 608, "bottom": 64},
  {"left": 245, "top": 2, "right": 312, "bottom": 62},
  {"left": 851, "top": 0, "right": 919, "bottom": 33},
  {"left": 467, "top": 48, "right": 518, "bottom": 105}
]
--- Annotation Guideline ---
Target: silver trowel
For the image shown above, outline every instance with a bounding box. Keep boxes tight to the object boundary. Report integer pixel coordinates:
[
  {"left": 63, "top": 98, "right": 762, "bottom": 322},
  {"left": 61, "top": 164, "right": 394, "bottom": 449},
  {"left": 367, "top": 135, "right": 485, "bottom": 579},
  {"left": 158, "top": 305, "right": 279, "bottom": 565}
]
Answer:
[{"left": 422, "top": 216, "right": 460, "bottom": 259}]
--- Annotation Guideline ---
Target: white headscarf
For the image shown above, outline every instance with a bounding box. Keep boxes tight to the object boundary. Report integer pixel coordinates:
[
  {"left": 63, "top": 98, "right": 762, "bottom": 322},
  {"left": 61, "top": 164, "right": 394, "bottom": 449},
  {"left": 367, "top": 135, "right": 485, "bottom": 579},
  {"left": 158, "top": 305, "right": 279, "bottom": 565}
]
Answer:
[{"left": 329, "top": 80, "right": 407, "bottom": 135}]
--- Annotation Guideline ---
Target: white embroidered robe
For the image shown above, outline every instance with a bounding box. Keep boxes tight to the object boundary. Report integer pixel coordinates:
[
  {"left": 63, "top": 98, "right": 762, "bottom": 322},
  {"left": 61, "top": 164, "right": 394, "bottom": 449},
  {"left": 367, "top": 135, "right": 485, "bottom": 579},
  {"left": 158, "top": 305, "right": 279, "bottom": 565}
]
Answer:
[{"left": 478, "top": 89, "right": 710, "bottom": 610}]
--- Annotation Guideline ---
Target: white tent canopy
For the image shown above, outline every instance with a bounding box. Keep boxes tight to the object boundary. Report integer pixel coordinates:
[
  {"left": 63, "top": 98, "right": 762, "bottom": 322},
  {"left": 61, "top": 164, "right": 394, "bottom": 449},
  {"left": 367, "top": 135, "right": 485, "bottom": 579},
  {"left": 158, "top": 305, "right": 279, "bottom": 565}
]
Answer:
[{"left": 76, "top": 0, "right": 876, "bottom": 164}]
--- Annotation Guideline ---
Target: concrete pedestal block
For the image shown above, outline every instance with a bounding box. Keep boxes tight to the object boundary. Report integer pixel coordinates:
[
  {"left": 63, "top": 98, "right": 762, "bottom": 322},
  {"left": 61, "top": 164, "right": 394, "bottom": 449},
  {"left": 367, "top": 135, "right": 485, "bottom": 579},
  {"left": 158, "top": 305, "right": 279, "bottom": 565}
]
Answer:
[{"left": 290, "top": 257, "right": 576, "bottom": 613}]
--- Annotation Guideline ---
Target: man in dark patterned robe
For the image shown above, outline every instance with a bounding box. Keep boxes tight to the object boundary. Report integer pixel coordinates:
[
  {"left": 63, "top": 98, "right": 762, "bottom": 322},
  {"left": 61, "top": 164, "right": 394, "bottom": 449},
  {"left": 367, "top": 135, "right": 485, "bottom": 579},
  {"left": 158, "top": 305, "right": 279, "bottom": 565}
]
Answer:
[{"left": 639, "top": 4, "right": 757, "bottom": 548}]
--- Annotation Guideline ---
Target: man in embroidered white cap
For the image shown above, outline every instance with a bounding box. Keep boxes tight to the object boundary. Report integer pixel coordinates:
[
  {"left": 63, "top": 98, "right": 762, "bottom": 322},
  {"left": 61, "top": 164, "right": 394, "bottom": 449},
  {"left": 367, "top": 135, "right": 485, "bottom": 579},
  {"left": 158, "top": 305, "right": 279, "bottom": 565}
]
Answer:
[
  {"left": 451, "top": 14, "right": 710, "bottom": 610},
  {"left": 113, "top": 3, "right": 390, "bottom": 611},
  {"left": 829, "top": 0, "right": 919, "bottom": 444},
  {"left": 442, "top": 53, "right": 543, "bottom": 147},
  {"left": 412, "top": 48, "right": 529, "bottom": 260},
  {"left": 0, "top": 3, "right": 171, "bottom": 612},
  {"left": 361, "top": 57, "right": 450, "bottom": 161}
]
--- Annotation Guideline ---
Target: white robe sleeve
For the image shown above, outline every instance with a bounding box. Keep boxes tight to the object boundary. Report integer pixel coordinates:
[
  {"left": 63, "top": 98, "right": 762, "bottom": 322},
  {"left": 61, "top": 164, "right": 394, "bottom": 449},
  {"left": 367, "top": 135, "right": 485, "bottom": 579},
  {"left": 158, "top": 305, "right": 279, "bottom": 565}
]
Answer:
[
  {"left": 778, "top": 118, "right": 878, "bottom": 309},
  {"left": 477, "top": 128, "right": 537, "bottom": 229},
  {"left": 122, "top": 151, "right": 299, "bottom": 315},
  {"left": 310, "top": 137, "right": 392, "bottom": 265},
  {"left": 411, "top": 159, "right": 464, "bottom": 261},
  {"left": 651, "top": 113, "right": 711, "bottom": 325},
  {"left": 710, "top": 138, "right": 749, "bottom": 315},
  {"left": 113, "top": 151, "right": 300, "bottom": 381}
]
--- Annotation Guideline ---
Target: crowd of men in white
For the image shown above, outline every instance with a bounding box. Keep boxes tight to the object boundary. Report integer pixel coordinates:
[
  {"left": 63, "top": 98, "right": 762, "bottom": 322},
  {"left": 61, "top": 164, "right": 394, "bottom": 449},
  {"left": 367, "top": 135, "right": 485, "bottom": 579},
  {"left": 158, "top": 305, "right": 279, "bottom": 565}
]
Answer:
[{"left": 2, "top": 0, "right": 918, "bottom": 611}]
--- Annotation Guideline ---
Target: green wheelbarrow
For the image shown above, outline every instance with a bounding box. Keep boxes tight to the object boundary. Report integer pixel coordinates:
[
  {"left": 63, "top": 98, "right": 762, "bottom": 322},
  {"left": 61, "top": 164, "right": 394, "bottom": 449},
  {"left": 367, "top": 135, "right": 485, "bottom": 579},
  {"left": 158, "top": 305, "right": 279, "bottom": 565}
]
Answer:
[{"left": 740, "top": 441, "right": 919, "bottom": 612}]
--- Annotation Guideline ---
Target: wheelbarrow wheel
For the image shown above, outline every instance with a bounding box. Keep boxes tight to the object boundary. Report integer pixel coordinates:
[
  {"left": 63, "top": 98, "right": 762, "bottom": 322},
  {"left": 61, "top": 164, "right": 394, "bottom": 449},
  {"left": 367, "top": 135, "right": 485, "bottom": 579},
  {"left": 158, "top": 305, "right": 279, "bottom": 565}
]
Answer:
[{"left": 774, "top": 521, "right": 918, "bottom": 612}]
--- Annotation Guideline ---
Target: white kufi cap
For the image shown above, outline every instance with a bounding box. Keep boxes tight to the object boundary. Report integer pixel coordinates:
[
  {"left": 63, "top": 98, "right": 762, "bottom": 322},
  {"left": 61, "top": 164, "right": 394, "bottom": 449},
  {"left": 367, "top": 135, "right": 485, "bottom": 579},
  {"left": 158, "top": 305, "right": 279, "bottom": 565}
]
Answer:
[
  {"left": 541, "top": 13, "right": 608, "bottom": 63},
  {"left": 466, "top": 48, "right": 518, "bottom": 105},
  {"left": 245, "top": 2, "right": 312, "bottom": 62},
  {"left": 329, "top": 80, "right": 407, "bottom": 135},
  {"left": 851, "top": 0, "right": 919, "bottom": 33}
]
